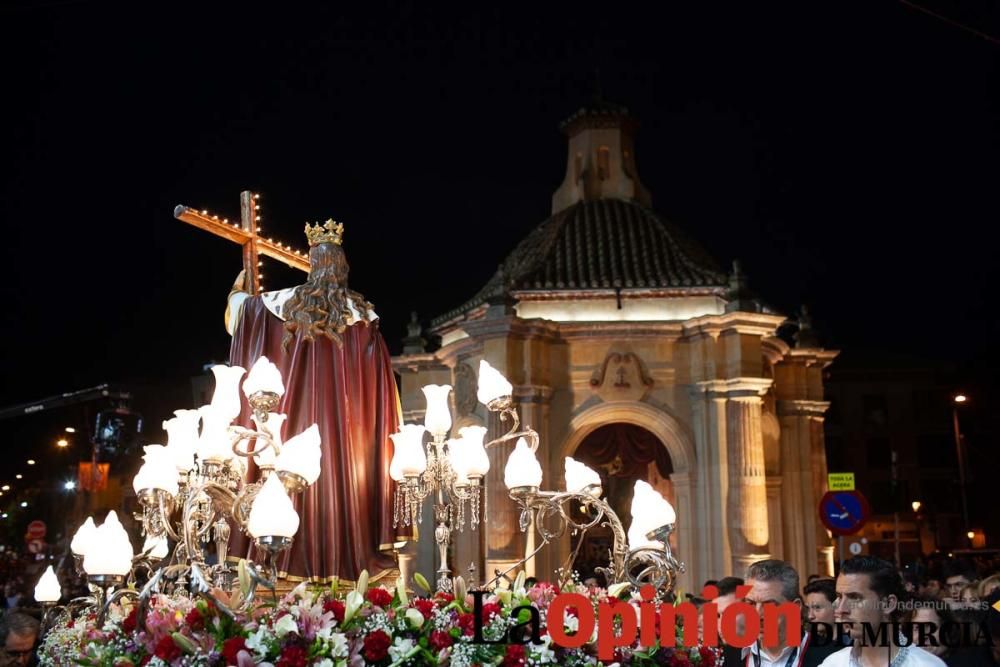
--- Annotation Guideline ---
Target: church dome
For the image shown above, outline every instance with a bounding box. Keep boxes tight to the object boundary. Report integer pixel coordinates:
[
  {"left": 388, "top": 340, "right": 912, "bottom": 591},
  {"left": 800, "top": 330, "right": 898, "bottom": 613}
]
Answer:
[
  {"left": 432, "top": 198, "right": 728, "bottom": 327},
  {"left": 432, "top": 102, "right": 731, "bottom": 329}
]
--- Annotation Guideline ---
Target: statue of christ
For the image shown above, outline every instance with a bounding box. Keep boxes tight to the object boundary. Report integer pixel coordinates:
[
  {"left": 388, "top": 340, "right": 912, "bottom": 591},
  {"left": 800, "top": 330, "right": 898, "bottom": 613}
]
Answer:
[{"left": 225, "top": 220, "right": 402, "bottom": 584}]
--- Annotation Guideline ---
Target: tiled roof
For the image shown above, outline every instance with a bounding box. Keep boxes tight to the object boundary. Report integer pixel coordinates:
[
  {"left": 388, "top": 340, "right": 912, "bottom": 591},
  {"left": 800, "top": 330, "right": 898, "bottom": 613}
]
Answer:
[{"left": 432, "top": 199, "right": 727, "bottom": 327}]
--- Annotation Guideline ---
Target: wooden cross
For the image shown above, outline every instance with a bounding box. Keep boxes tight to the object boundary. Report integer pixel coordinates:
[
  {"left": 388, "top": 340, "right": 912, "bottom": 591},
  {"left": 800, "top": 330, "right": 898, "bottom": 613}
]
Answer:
[{"left": 174, "top": 190, "right": 309, "bottom": 295}]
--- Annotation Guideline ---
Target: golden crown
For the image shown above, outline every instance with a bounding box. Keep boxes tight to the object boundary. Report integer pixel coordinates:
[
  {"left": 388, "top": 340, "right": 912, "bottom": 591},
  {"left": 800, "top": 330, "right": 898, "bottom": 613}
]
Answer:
[{"left": 304, "top": 219, "right": 344, "bottom": 246}]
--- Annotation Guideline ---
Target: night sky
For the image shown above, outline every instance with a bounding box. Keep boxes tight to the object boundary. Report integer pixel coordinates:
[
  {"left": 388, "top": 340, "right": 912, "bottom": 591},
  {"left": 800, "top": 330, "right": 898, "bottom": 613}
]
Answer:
[{"left": 1, "top": 3, "right": 999, "bottom": 476}]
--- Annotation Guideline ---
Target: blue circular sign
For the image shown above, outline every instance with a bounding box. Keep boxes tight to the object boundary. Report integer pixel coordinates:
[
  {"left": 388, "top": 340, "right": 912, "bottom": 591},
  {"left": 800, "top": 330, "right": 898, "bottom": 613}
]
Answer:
[{"left": 819, "top": 490, "right": 870, "bottom": 536}]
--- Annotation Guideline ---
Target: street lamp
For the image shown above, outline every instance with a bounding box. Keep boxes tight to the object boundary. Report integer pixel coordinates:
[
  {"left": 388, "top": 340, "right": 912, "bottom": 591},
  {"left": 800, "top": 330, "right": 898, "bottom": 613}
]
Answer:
[
  {"left": 952, "top": 394, "right": 970, "bottom": 536},
  {"left": 912, "top": 501, "right": 921, "bottom": 513}
]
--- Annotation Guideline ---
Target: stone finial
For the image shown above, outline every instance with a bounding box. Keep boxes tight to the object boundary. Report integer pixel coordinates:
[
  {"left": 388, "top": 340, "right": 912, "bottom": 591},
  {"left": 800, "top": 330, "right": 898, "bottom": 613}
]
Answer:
[
  {"left": 793, "top": 305, "right": 821, "bottom": 349},
  {"left": 402, "top": 312, "right": 427, "bottom": 354},
  {"left": 724, "top": 259, "right": 760, "bottom": 313}
]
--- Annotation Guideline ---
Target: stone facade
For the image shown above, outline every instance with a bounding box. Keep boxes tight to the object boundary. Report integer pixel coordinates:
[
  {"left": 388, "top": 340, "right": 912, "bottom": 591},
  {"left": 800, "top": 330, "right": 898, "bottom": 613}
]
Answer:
[{"left": 393, "top": 102, "right": 838, "bottom": 590}]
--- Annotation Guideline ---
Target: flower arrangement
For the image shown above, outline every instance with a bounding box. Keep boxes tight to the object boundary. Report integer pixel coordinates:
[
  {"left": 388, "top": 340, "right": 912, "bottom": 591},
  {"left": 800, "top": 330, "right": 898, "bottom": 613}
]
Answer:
[{"left": 39, "top": 570, "right": 721, "bottom": 667}]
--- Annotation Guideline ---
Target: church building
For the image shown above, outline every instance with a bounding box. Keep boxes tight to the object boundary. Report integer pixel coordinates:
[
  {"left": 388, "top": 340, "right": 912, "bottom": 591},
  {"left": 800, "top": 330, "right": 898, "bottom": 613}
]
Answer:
[{"left": 393, "top": 100, "right": 838, "bottom": 591}]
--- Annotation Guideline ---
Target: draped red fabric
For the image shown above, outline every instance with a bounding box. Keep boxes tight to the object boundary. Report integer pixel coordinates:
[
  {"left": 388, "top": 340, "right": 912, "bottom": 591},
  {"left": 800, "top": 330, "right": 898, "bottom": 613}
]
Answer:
[
  {"left": 228, "top": 297, "right": 400, "bottom": 583},
  {"left": 574, "top": 423, "right": 673, "bottom": 480}
]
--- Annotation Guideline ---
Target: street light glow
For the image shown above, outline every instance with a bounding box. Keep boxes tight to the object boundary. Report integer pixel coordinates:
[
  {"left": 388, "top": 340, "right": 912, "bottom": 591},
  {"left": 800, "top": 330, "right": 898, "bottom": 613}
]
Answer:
[
  {"left": 912, "top": 501, "right": 921, "bottom": 512},
  {"left": 954, "top": 394, "right": 967, "bottom": 403},
  {"left": 1, "top": 485, "right": 8, "bottom": 491},
  {"left": 15, "top": 475, "right": 22, "bottom": 480},
  {"left": 56, "top": 438, "right": 69, "bottom": 448},
  {"left": 64, "top": 480, "right": 76, "bottom": 491},
  {"left": 968, "top": 531, "right": 975, "bottom": 540},
  {"left": 64, "top": 427, "right": 76, "bottom": 433},
  {"left": 26, "top": 459, "right": 35, "bottom": 465},
  {"left": 19, "top": 502, "right": 27, "bottom": 508}
]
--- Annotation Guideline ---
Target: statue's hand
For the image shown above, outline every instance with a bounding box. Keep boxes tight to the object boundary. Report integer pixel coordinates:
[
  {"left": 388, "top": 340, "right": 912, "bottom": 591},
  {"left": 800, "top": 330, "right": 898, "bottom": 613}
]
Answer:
[{"left": 230, "top": 269, "right": 248, "bottom": 294}]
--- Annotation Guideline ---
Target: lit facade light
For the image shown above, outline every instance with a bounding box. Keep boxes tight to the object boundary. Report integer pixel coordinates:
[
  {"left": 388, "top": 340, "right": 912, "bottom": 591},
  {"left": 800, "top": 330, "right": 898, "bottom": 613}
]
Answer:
[{"left": 954, "top": 394, "right": 968, "bottom": 404}]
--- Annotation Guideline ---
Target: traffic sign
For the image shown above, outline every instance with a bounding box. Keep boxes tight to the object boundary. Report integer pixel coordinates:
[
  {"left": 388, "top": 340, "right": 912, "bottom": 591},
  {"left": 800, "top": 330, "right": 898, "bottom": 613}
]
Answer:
[
  {"left": 25, "top": 520, "right": 46, "bottom": 541},
  {"left": 819, "top": 490, "right": 870, "bottom": 536},
  {"left": 827, "top": 473, "right": 855, "bottom": 491}
]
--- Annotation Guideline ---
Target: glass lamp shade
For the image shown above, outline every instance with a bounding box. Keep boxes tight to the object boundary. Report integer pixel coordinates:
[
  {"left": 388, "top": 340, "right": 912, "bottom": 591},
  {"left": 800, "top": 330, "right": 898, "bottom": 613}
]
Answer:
[
  {"left": 132, "top": 445, "right": 179, "bottom": 496},
  {"left": 251, "top": 412, "right": 286, "bottom": 468},
  {"left": 243, "top": 356, "right": 285, "bottom": 398},
  {"left": 504, "top": 437, "right": 542, "bottom": 490},
  {"left": 208, "top": 364, "right": 246, "bottom": 423},
  {"left": 70, "top": 516, "right": 97, "bottom": 556},
  {"left": 35, "top": 566, "right": 61, "bottom": 603},
  {"left": 458, "top": 425, "right": 490, "bottom": 476},
  {"left": 163, "top": 409, "right": 200, "bottom": 472},
  {"left": 197, "top": 404, "right": 235, "bottom": 463},
  {"left": 476, "top": 360, "right": 513, "bottom": 405},
  {"left": 389, "top": 424, "right": 427, "bottom": 479},
  {"left": 421, "top": 384, "right": 452, "bottom": 438},
  {"left": 142, "top": 534, "right": 170, "bottom": 560},
  {"left": 627, "top": 520, "right": 663, "bottom": 551},
  {"left": 629, "top": 480, "right": 676, "bottom": 539},
  {"left": 446, "top": 437, "right": 471, "bottom": 485},
  {"left": 82, "top": 511, "right": 134, "bottom": 576},
  {"left": 247, "top": 473, "right": 300, "bottom": 538},
  {"left": 274, "top": 424, "right": 322, "bottom": 485},
  {"left": 564, "top": 457, "right": 602, "bottom": 496}
]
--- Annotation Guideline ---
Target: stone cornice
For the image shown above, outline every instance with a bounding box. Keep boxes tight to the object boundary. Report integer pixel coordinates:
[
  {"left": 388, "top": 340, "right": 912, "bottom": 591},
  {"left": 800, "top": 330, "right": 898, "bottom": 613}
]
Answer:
[
  {"left": 762, "top": 336, "right": 792, "bottom": 366},
  {"left": 785, "top": 348, "right": 840, "bottom": 368},
  {"left": 391, "top": 353, "right": 449, "bottom": 374},
  {"left": 776, "top": 399, "right": 831, "bottom": 417},
  {"left": 681, "top": 312, "right": 787, "bottom": 339},
  {"left": 694, "top": 377, "right": 773, "bottom": 398},
  {"left": 458, "top": 316, "right": 562, "bottom": 343},
  {"left": 514, "top": 384, "right": 554, "bottom": 404}
]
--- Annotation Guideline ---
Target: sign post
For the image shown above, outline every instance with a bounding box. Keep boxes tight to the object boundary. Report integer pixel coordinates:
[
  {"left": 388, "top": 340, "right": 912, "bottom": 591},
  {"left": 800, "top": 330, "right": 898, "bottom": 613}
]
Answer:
[{"left": 820, "top": 489, "right": 870, "bottom": 573}]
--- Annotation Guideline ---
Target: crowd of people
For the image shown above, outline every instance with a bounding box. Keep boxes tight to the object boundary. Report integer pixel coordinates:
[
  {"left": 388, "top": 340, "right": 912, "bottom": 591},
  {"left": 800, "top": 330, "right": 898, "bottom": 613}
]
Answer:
[{"left": 693, "top": 555, "right": 1000, "bottom": 667}]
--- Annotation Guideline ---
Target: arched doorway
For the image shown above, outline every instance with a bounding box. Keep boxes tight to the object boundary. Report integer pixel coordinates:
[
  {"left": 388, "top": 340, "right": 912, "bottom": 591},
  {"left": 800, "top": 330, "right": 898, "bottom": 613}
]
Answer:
[{"left": 569, "top": 422, "right": 675, "bottom": 584}]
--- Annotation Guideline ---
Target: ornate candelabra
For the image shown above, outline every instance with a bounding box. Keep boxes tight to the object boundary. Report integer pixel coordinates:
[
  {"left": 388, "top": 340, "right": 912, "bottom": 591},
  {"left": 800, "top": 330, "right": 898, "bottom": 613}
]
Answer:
[
  {"left": 40, "top": 357, "right": 321, "bottom": 628},
  {"left": 391, "top": 360, "right": 684, "bottom": 596}
]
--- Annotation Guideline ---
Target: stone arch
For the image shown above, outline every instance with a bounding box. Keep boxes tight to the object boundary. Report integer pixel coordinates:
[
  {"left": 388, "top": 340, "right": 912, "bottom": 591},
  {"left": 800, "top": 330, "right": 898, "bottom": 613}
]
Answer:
[{"left": 553, "top": 400, "right": 698, "bottom": 591}]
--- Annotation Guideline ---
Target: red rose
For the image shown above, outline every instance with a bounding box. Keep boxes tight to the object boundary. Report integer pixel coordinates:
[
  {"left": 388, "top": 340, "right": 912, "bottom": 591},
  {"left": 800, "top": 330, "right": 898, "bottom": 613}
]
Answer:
[
  {"left": 429, "top": 630, "right": 453, "bottom": 651},
  {"left": 185, "top": 608, "right": 205, "bottom": 631},
  {"left": 153, "top": 635, "right": 181, "bottom": 662},
  {"left": 457, "top": 612, "right": 476, "bottom": 636},
  {"left": 413, "top": 598, "right": 435, "bottom": 620},
  {"left": 481, "top": 602, "right": 502, "bottom": 623},
  {"left": 277, "top": 644, "right": 307, "bottom": 667},
  {"left": 221, "top": 637, "right": 246, "bottom": 666},
  {"left": 122, "top": 608, "right": 138, "bottom": 634},
  {"left": 362, "top": 630, "right": 392, "bottom": 662},
  {"left": 434, "top": 592, "right": 454, "bottom": 606},
  {"left": 503, "top": 644, "right": 526, "bottom": 667},
  {"left": 699, "top": 646, "right": 720, "bottom": 667},
  {"left": 323, "top": 598, "right": 345, "bottom": 623},
  {"left": 366, "top": 587, "right": 393, "bottom": 608}
]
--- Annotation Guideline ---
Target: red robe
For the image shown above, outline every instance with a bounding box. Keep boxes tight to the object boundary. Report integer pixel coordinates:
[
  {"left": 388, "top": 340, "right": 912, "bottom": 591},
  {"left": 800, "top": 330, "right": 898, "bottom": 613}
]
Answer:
[{"left": 229, "top": 295, "right": 400, "bottom": 583}]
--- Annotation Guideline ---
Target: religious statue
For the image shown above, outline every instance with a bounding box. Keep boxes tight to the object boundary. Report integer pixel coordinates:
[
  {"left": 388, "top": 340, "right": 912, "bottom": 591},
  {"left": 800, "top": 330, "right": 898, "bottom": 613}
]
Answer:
[{"left": 225, "top": 219, "right": 402, "bottom": 584}]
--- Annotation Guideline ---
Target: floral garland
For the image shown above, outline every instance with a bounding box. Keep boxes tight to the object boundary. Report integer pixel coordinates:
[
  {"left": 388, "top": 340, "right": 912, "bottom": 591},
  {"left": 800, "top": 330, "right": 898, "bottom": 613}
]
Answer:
[{"left": 39, "top": 574, "right": 721, "bottom": 667}]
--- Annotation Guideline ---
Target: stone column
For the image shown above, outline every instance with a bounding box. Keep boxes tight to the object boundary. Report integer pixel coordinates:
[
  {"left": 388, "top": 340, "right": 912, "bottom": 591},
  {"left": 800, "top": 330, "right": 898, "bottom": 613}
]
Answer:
[
  {"left": 725, "top": 380, "right": 772, "bottom": 575},
  {"left": 690, "top": 383, "right": 733, "bottom": 579}
]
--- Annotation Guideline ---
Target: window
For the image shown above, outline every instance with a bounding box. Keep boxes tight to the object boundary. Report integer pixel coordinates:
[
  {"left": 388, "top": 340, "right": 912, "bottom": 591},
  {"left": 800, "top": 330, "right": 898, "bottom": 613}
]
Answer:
[
  {"left": 598, "top": 146, "right": 610, "bottom": 180},
  {"left": 865, "top": 437, "right": 891, "bottom": 468}
]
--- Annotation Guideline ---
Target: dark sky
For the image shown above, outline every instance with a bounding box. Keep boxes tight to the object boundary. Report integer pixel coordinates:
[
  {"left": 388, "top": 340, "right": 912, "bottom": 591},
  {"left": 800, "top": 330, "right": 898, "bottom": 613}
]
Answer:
[{"left": 2, "top": 1, "right": 999, "bottom": 408}]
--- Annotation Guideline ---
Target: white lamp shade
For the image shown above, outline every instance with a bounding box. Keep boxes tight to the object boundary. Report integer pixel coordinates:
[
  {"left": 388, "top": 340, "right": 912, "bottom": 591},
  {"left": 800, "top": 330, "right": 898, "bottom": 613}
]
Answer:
[
  {"left": 476, "top": 360, "right": 513, "bottom": 405},
  {"left": 35, "top": 566, "right": 61, "bottom": 603},
  {"left": 132, "top": 445, "right": 179, "bottom": 496},
  {"left": 250, "top": 412, "right": 286, "bottom": 468},
  {"left": 197, "top": 404, "right": 235, "bottom": 463},
  {"left": 243, "top": 356, "right": 285, "bottom": 398},
  {"left": 629, "top": 480, "right": 676, "bottom": 538},
  {"left": 504, "top": 437, "right": 542, "bottom": 490},
  {"left": 458, "top": 425, "right": 490, "bottom": 476},
  {"left": 82, "top": 511, "right": 133, "bottom": 576},
  {"left": 389, "top": 424, "right": 427, "bottom": 478},
  {"left": 274, "top": 424, "right": 322, "bottom": 485},
  {"left": 564, "top": 457, "right": 602, "bottom": 496},
  {"left": 142, "top": 534, "right": 170, "bottom": 560},
  {"left": 248, "top": 473, "right": 300, "bottom": 538},
  {"left": 163, "top": 409, "right": 200, "bottom": 472},
  {"left": 421, "top": 384, "right": 452, "bottom": 438},
  {"left": 209, "top": 364, "right": 246, "bottom": 423},
  {"left": 446, "top": 437, "right": 471, "bottom": 485},
  {"left": 628, "top": 520, "right": 663, "bottom": 551},
  {"left": 70, "top": 516, "right": 97, "bottom": 556}
]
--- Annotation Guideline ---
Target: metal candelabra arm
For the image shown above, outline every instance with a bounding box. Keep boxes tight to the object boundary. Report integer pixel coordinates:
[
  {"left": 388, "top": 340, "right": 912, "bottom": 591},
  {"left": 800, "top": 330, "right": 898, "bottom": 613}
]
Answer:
[{"left": 483, "top": 398, "right": 540, "bottom": 452}]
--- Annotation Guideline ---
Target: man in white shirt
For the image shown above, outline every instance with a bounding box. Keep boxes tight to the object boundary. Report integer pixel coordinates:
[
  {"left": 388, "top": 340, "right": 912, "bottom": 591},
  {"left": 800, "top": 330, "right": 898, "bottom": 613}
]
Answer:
[{"left": 820, "top": 556, "right": 946, "bottom": 667}]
